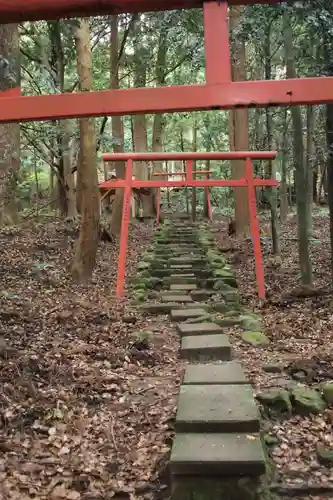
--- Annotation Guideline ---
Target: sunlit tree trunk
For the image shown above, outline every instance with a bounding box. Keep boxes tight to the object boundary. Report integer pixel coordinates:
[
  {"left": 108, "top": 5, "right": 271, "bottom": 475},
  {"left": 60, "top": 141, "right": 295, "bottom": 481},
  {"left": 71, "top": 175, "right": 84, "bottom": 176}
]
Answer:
[
  {"left": 71, "top": 18, "right": 100, "bottom": 281},
  {"left": 284, "top": 9, "right": 312, "bottom": 285},
  {"left": 0, "top": 23, "right": 20, "bottom": 225},
  {"left": 280, "top": 108, "right": 289, "bottom": 221}
]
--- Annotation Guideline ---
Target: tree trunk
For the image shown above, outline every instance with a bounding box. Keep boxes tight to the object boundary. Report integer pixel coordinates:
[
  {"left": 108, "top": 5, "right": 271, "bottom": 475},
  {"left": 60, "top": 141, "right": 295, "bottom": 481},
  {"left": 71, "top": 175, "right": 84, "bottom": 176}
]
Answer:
[
  {"left": 284, "top": 9, "right": 312, "bottom": 284},
  {"left": 264, "top": 23, "right": 280, "bottom": 254},
  {"left": 280, "top": 108, "right": 289, "bottom": 221},
  {"left": 306, "top": 105, "right": 316, "bottom": 231},
  {"left": 191, "top": 119, "right": 198, "bottom": 222},
  {"left": 71, "top": 18, "right": 100, "bottom": 281},
  {"left": 229, "top": 6, "right": 250, "bottom": 235},
  {"left": 0, "top": 23, "right": 20, "bottom": 225},
  {"left": 110, "top": 15, "right": 126, "bottom": 235}
]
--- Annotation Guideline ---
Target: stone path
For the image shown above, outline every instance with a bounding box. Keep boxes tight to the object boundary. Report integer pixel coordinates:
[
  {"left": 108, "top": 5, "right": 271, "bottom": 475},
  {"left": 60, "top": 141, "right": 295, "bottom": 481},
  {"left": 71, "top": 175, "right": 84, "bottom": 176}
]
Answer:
[{"left": 133, "top": 219, "right": 266, "bottom": 500}]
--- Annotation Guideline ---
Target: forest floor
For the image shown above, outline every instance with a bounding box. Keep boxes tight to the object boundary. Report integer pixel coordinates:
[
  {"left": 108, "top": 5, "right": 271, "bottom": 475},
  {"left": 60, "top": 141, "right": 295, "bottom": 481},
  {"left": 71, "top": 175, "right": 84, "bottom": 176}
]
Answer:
[
  {"left": 0, "top": 218, "right": 181, "bottom": 500},
  {"left": 2, "top": 212, "right": 333, "bottom": 500},
  {"left": 213, "top": 210, "right": 333, "bottom": 500}
]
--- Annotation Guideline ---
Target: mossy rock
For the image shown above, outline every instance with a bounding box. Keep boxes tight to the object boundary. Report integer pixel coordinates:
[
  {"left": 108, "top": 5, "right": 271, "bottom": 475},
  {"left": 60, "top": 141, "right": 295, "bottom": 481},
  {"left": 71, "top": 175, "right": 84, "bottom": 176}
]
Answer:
[
  {"left": 257, "top": 389, "right": 292, "bottom": 413},
  {"left": 213, "top": 280, "right": 229, "bottom": 291},
  {"left": 138, "top": 270, "right": 151, "bottom": 278},
  {"left": 263, "top": 434, "right": 279, "bottom": 447},
  {"left": 133, "top": 283, "right": 147, "bottom": 291},
  {"left": 133, "top": 290, "right": 146, "bottom": 302},
  {"left": 322, "top": 382, "right": 333, "bottom": 404},
  {"left": 241, "top": 331, "right": 270, "bottom": 347},
  {"left": 316, "top": 444, "right": 333, "bottom": 466},
  {"left": 292, "top": 387, "right": 326, "bottom": 415},
  {"left": 137, "top": 261, "right": 151, "bottom": 271},
  {"left": 240, "top": 315, "right": 263, "bottom": 331},
  {"left": 184, "top": 314, "right": 213, "bottom": 324}
]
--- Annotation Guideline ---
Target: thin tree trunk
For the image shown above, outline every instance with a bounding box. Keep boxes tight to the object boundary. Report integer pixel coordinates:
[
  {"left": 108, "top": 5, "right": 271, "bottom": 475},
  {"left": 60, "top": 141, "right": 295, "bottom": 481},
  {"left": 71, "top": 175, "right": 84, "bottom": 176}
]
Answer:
[
  {"left": 71, "top": 18, "right": 100, "bottom": 281},
  {"left": 110, "top": 15, "right": 126, "bottom": 235},
  {"left": 264, "top": 23, "right": 280, "bottom": 254},
  {"left": 191, "top": 119, "right": 197, "bottom": 222},
  {"left": 0, "top": 23, "right": 20, "bottom": 225},
  {"left": 280, "top": 108, "right": 289, "bottom": 221},
  {"left": 229, "top": 5, "right": 250, "bottom": 235},
  {"left": 306, "top": 105, "right": 316, "bottom": 231},
  {"left": 284, "top": 9, "right": 312, "bottom": 285}
]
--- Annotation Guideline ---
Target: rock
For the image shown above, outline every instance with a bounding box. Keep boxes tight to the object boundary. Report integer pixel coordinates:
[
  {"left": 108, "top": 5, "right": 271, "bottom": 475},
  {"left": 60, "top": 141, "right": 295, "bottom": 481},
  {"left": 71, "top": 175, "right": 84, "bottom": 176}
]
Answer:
[
  {"left": 240, "top": 315, "right": 263, "bottom": 331},
  {"left": 133, "top": 291, "right": 146, "bottom": 302},
  {"left": 263, "top": 364, "right": 283, "bottom": 374},
  {"left": 316, "top": 444, "right": 333, "bottom": 466},
  {"left": 256, "top": 389, "right": 292, "bottom": 413},
  {"left": 241, "top": 331, "right": 270, "bottom": 347},
  {"left": 322, "top": 382, "right": 333, "bottom": 404},
  {"left": 292, "top": 387, "right": 326, "bottom": 415},
  {"left": 263, "top": 434, "right": 278, "bottom": 446}
]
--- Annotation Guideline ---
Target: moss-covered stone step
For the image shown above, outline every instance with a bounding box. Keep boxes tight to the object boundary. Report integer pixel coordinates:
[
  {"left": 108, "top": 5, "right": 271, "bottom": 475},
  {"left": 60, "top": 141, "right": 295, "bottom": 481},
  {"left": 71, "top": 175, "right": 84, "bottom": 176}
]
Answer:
[
  {"left": 183, "top": 362, "right": 247, "bottom": 385},
  {"left": 168, "top": 275, "right": 197, "bottom": 285},
  {"left": 170, "top": 432, "right": 265, "bottom": 477},
  {"left": 180, "top": 333, "right": 231, "bottom": 361},
  {"left": 161, "top": 295, "right": 193, "bottom": 303},
  {"left": 170, "top": 284, "right": 197, "bottom": 291},
  {"left": 177, "top": 322, "right": 222, "bottom": 337},
  {"left": 175, "top": 384, "right": 260, "bottom": 432},
  {"left": 190, "top": 289, "right": 215, "bottom": 301},
  {"left": 170, "top": 308, "right": 209, "bottom": 322}
]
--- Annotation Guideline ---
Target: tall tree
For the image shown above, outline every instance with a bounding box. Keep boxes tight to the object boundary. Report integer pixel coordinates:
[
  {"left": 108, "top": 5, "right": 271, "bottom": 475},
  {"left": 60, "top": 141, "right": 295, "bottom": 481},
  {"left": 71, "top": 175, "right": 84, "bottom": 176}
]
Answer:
[
  {"left": 283, "top": 8, "right": 312, "bottom": 284},
  {"left": 229, "top": 6, "right": 250, "bottom": 235},
  {"left": 71, "top": 18, "right": 100, "bottom": 281},
  {"left": 0, "top": 24, "right": 20, "bottom": 225}
]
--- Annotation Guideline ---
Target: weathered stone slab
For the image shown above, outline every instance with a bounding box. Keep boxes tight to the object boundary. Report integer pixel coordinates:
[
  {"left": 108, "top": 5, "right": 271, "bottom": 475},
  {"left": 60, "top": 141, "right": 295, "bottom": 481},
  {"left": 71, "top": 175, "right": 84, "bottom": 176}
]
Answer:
[
  {"left": 180, "top": 334, "right": 231, "bottom": 361},
  {"left": 161, "top": 295, "right": 193, "bottom": 303},
  {"left": 177, "top": 322, "right": 222, "bottom": 337},
  {"left": 170, "top": 284, "right": 197, "bottom": 291},
  {"left": 170, "top": 432, "right": 265, "bottom": 476},
  {"left": 190, "top": 289, "right": 215, "bottom": 301},
  {"left": 170, "top": 265, "right": 193, "bottom": 270},
  {"left": 168, "top": 275, "right": 197, "bottom": 285},
  {"left": 170, "top": 308, "right": 208, "bottom": 322},
  {"left": 142, "top": 302, "right": 202, "bottom": 315},
  {"left": 183, "top": 361, "right": 247, "bottom": 385},
  {"left": 172, "top": 476, "right": 262, "bottom": 500},
  {"left": 176, "top": 384, "right": 260, "bottom": 432}
]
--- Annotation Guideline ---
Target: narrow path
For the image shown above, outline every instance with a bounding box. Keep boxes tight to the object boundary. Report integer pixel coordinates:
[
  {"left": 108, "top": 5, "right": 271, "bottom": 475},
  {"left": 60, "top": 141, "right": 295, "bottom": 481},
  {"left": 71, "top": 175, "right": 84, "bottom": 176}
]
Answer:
[{"left": 134, "top": 218, "right": 268, "bottom": 500}]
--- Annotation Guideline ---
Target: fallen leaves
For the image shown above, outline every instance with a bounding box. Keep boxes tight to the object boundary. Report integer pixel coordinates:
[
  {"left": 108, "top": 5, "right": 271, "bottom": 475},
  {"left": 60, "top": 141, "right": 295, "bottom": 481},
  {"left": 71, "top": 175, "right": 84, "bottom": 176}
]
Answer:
[{"left": 0, "top": 219, "right": 180, "bottom": 499}]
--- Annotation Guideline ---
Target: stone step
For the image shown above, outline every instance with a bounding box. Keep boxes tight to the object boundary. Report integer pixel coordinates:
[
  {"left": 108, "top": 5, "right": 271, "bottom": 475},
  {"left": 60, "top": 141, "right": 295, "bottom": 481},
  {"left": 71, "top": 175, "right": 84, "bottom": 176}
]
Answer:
[
  {"left": 170, "top": 284, "right": 197, "bottom": 291},
  {"left": 143, "top": 303, "right": 208, "bottom": 315},
  {"left": 170, "top": 308, "right": 208, "bottom": 322},
  {"left": 161, "top": 295, "right": 193, "bottom": 303},
  {"left": 175, "top": 384, "right": 260, "bottom": 433},
  {"left": 180, "top": 333, "right": 231, "bottom": 361},
  {"left": 170, "top": 257, "right": 204, "bottom": 265},
  {"left": 177, "top": 322, "right": 222, "bottom": 337},
  {"left": 170, "top": 432, "right": 265, "bottom": 476},
  {"left": 183, "top": 362, "right": 247, "bottom": 385},
  {"left": 168, "top": 276, "right": 197, "bottom": 285},
  {"left": 190, "top": 289, "right": 215, "bottom": 302},
  {"left": 170, "top": 265, "right": 194, "bottom": 270}
]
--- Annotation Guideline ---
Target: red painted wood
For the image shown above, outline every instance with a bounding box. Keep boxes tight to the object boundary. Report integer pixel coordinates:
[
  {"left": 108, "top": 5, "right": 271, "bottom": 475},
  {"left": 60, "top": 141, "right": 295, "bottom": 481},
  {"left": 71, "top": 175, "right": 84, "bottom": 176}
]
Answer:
[
  {"left": 203, "top": 2, "right": 231, "bottom": 84},
  {"left": 0, "top": 0, "right": 295, "bottom": 23},
  {"left": 103, "top": 151, "right": 277, "bottom": 161},
  {"left": 1, "top": 78, "right": 333, "bottom": 123},
  {"left": 245, "top": 158, "right": 265, "bottom": 299},
  {"left": 100, "top": 178, "right": 278, "bottom": 188}
]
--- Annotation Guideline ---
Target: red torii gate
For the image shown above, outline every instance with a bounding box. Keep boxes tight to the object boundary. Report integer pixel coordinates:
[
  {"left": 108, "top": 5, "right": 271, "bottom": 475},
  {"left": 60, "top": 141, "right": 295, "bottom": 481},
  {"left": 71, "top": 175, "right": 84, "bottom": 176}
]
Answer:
[
  {"left": 0, "top": 0, "right": 330, "bottom": 298},
  {"left": 101, "top": 151, "right": 278, "bottom": 299}
]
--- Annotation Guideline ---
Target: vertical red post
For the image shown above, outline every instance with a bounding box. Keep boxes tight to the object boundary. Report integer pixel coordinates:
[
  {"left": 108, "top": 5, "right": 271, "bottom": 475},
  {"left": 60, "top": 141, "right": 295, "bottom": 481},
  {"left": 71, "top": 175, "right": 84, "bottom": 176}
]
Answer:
[
  {"left": 156, "top": 188, "right": 161, "bottom": 227},
  {"left": 203, "top": 1, "right": 231, "bottom": 85},
  {"left": 245, "top": 158, "right": 265, "bottom": 300},
  {"left": 186, "top": 159, "right": 193, "bottom": 182},
  {"left": 116, "top": 159, "right": 133, "bottom": 297}
]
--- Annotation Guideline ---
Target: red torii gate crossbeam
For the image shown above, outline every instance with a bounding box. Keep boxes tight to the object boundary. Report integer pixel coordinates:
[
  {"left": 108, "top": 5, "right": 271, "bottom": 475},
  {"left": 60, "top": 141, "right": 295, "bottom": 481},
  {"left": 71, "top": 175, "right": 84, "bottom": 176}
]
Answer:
[
  {"left": 102, "top": 151, "right": 278, "bottom": 299},
  {"left": 0, "top": 1, "right": 332, "bottom": 121}
]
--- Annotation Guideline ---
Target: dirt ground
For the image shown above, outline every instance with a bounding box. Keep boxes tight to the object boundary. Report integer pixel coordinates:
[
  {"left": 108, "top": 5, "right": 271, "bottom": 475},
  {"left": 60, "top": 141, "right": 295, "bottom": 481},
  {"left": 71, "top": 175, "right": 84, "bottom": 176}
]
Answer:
[
  {"left": 0, "top": 218, "right": 181, "bottom": 500},
  {"left": 212, "top": 211, "right": 333, "bottom": 500}
]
